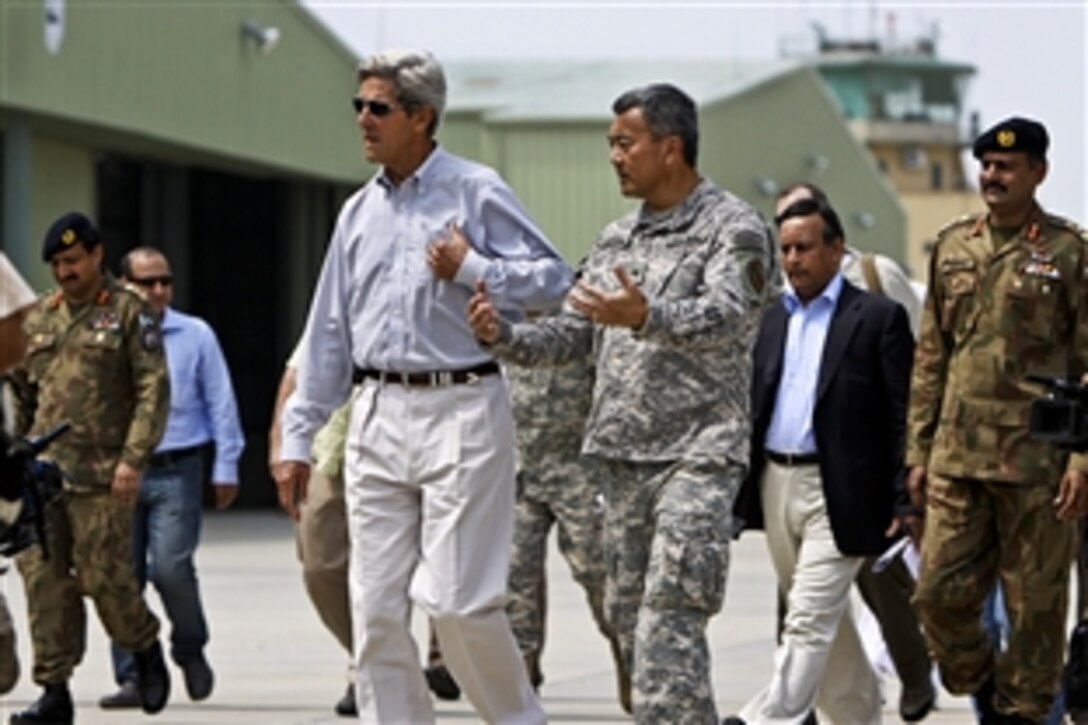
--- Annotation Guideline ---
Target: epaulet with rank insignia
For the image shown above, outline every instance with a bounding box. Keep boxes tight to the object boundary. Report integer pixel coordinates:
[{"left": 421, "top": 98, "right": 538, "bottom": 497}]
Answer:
[
  {"left": 933, "top": 213, "right": 982, "bottom": 243},
  {"left": 1045, "top": 213, "right": 1088, "bottom": 244},
  {"left": 42, "top": 289, "right": 63, "bottom": 311}
]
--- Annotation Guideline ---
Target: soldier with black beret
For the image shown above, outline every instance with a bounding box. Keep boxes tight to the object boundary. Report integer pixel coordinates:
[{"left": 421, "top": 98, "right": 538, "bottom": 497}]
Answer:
[
  {"left": 971, "top": 115, "right": 1049, "bottom": 161},
  {"left": 8, "top": 211, "right": 173, "bottom": 723},
  {"left": 907, "top": 117, "right": 1088, "bottom": 722}
]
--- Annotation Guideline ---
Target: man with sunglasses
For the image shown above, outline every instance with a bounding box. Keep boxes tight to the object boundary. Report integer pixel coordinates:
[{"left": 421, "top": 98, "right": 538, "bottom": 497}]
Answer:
[
  {"left": 276, "top": 50, "right": 571, "bottom": 724},
  {"left": 97, "top": 247, "right": 243, "bottom": 710},
  {"left": 8, "top": 212, "right": 171, "bottom": 723}
]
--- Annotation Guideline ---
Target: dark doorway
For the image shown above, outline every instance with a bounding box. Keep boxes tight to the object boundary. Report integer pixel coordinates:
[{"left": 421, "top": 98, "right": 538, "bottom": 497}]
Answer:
[{"left": 97, "top": 157, "right": 290, "bottom": 507}]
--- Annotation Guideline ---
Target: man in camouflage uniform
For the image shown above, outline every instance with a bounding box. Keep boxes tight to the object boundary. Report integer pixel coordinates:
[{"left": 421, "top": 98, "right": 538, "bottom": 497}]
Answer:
[
  {"left": 9, "top": 212, "right": 172, "bottom": 723},
  {"left": 469, "top": 83, "right": 777, "bottom": 723},
  {"left": 907, "top": 117, "right": 1088, "bottom": 724},
  {"left": 505, "top": 350, "right": 629, "bottom": 709}
]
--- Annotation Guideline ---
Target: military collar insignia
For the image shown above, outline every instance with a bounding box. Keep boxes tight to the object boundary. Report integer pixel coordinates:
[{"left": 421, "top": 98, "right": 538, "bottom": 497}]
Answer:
[{"left": 95, "top": 288, "right": 111, "bottom": 305}]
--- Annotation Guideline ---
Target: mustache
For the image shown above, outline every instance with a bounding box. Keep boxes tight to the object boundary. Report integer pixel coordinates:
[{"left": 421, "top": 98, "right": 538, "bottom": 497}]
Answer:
[{"left": 983, "top": 182, "right": 1007, "bottom": 193}]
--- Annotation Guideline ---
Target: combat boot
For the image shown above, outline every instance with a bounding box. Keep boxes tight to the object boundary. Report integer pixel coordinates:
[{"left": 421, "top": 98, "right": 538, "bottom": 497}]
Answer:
[
  {"left": 9, "top": 681, "right": 74, "bottom": 724},
  {"left": 133, "top": 640, "right": 171, "bottom": 714}
]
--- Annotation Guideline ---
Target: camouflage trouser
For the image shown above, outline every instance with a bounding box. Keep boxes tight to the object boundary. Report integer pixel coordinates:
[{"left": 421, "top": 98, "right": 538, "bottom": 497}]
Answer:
[
  {"left": 15, "top": 491, "right": 160, "bottom": 684},
  {"left": 915, "top": 473, "right": 1075, "bottom": 721},
  {"left": 597, "top": 458, "right": 740, "bottom": 725},
  {"left": 506, "top": 457, "right": 611, "bottom": 660},
  {"left": 0, "top": 588, "right": 18, "bottom": 694}
]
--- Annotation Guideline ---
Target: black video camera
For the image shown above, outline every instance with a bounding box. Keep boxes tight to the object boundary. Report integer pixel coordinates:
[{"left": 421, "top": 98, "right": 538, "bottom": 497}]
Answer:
[
  {"left": 0, "top": 422, "right": 69, "bottom": 560},
  {"left": 1027, "top": 375, "right": 1088, "bottom": 453}
]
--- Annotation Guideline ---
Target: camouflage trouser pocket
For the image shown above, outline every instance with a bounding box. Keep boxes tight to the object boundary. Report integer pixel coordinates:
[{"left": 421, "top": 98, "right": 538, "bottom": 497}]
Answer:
[{"left": 645, "top": 536, "right": 729, "bottom": 615}]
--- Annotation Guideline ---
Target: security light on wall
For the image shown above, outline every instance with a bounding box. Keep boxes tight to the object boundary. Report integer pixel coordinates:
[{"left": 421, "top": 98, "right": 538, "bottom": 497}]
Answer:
[
  {"left": 241, "top": 19, "right": 281, "bottom": 54},
  {"left": 754, "top": 177, "right": 779, "bottom": 198},
  {"left": 806, "top": 153, "right": 830, "bottom": 175}
]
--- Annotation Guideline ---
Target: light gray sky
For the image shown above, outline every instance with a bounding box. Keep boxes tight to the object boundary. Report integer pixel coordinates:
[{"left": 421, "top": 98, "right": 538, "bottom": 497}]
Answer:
[{"left": 303, "top": 1, "right": 1087, "bottom": 221}]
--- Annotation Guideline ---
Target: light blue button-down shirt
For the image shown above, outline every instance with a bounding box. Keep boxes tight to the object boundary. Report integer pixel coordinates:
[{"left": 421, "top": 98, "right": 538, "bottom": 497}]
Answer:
[
  {"left": 281, "top": 146, "right": 573, "bottom": 463},
  {"left": 158, "top": 307, "right": 245, "bottom": 484},
  {"left": 763, "top": 273, "right": 844, "bottom": 456}
]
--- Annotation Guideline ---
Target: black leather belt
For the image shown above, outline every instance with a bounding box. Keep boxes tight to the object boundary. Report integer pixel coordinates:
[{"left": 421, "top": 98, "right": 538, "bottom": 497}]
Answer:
[
  {"left": 352, "top": 361, "right": 500, "bottom": 387},
  {"left": 766, "top": 450, "right": 820, "bottom": 466},
  {"left": 148, "top": 445, "right": 203, "bottom": 469}
]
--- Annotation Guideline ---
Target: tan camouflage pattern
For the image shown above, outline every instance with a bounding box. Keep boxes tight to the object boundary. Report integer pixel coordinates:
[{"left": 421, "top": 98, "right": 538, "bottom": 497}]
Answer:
[
  {"left": 505, "top": 356, "right": 612, "bottom": 659},
  {"left": 597, "top": 458, "right": 741, "bottom": 723},
  {"left": 492, "top": 179, "right": 779, "bottom": 467},
  {"left": 909, "top": 206, "right": 1087, "bottom": 720},
  {"left": 906, "top": 207, "right": 1088, "bottom": 481},
  {"left": 914, "top": 473, "right": 1075, "bottom": 720},
  {"left": 11, "top": 276, "right": 169, "bottom": 491},
  {"left": 0, "top": 590, "right": 17, "bottom": 693},
  {"left": 15, "top": 492, "right": 159, "bottom": 683}
]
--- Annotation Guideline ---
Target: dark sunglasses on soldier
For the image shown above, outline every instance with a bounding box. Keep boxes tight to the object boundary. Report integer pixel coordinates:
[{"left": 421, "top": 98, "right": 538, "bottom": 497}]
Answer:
[
  {"left": 130, "top": 275, "right": 174, "bottom": 288},
  {"left": 352, "top": 97, "right": 396, "bottom": 117}
]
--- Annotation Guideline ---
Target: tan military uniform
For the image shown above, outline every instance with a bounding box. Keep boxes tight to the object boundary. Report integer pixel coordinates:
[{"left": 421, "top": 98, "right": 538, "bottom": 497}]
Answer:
[
  {"left": 908, "top": 206, "right": 1088, "bottom": 720},
  {"left": 11, "top": 276, "right": 169, "bottom": 684}
]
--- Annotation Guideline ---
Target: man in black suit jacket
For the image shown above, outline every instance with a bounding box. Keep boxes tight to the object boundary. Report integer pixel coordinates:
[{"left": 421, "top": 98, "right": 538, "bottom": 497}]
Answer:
[{"left": 731, "top": 198, "right": 914, "bottom": 724}]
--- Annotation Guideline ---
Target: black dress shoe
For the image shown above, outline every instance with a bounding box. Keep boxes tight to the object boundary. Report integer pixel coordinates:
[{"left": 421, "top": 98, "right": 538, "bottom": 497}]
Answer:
[
  {"left": 133, "top": 640, "right": 171, "bottom": 714},
  {"left": 424, "top": 664, "right": 461, "bottom": 701},
  {"left": 180, "top": 653, "right": 214, "bottom": 701},
  {"left": 98, "top": 679, "right": 140, "bottom": 709},
  {"left": 900, "top": 686, "right": 936, "bottom": 722},
  {"left": 721, "top": 717, "right": 746, "bottom": 725},
  {"left": 10, "top": 682, "right": 74, "bottom": 724},
  {"left": 335, "top": 684, "right": 357, "bottom": 717}
]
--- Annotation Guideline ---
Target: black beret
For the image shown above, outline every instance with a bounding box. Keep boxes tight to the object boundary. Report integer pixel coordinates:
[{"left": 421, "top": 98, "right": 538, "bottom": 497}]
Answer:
[
  {"left": 42, "top": 211, "right": 100, "bottom": 262},
  {"left": 972, "top": 116, "right": 1049, "bottom": 160}
]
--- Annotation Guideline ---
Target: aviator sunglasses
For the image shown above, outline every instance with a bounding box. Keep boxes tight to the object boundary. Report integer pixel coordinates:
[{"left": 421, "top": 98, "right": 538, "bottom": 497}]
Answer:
[{"left": 351, "top": 97, "right": 397, "bottom": 117}]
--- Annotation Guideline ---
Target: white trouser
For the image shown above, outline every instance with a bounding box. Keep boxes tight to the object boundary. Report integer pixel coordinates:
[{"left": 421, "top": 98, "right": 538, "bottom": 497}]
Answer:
[
  {"left": 740, "top": 461, "right": 882, "bottom": 725},
  {"left": 344, "top": 376, "right": 545, "bottom": 725}
]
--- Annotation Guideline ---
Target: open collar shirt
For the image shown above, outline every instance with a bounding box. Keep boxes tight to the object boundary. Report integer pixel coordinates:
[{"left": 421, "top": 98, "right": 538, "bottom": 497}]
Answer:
[{"left": 281, "top": 146, "right": 573, "bottom": 463}]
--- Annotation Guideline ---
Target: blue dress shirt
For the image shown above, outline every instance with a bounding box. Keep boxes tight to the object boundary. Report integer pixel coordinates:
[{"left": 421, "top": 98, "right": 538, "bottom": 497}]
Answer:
[
  {"left": 281, "top": 146, "right": 573, "bottom": 463},
  {"left": 158, "top": 308, "right": 245, "bottom": 484},
  {"left": 763, "top": 273, "right": 844, "bottom": 456}
]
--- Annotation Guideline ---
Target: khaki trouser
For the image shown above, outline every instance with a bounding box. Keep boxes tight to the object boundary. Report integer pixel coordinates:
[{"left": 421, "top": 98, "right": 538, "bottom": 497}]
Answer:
[
  {"left": 742, "top": 461, "right": 881, "bottom": 725},
  {"left": 296, "top": 467, "right": 352, "bottom": 654},
  {"left": 915, "top": 474, "right": 1075, "bottom": 721},
  {"left": 16, "top": 491, "right": 159, "bottom": 684}
]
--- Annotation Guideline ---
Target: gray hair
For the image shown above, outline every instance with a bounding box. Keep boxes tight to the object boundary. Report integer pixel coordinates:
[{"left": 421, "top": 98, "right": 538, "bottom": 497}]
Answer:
[{"left": 357, "top": 50, "right": 446, "bottom": 136}]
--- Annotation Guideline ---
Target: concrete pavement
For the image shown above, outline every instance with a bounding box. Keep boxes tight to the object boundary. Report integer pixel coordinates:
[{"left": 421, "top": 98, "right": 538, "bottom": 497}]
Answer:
[{"left": 1, "top": 510, "right": 981, "bottom": 723}]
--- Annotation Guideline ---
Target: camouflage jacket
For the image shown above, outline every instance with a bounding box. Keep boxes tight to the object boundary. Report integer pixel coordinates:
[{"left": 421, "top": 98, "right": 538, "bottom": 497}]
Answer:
[
  {"left": 492, "top": 179, "right": 778, "bottom": 466},
  {"left": 508, "top": 355, "right": 594, "bottom": 468},
  {"left": 12, "top": 276, "right": 169, "bottom": 491},
  {"left": 906, "top": 206, "right": 1088, "bottom": 483}
]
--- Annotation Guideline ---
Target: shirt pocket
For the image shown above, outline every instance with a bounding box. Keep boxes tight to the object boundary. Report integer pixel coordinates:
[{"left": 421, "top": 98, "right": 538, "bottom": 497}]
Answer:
[
  {"left": 1006, "top": 269, "right": 1066, "bottom": 342},
  {"left": 937, "top": 257, "right": 978, "bottom": 338}
]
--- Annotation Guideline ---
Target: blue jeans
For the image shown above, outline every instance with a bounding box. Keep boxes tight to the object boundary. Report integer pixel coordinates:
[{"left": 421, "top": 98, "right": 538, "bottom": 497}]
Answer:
[
  {"left": 977, "top": 586, "right": 1065, "bottom": 724},
  {"left": 112, "top": 450, "right": 209, "bottom": 683}
]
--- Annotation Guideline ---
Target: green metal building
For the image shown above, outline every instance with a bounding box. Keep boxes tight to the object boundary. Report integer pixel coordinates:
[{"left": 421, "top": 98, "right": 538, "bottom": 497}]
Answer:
[{"left": 2, "top": 2, "right": 904, "bottom": 504}]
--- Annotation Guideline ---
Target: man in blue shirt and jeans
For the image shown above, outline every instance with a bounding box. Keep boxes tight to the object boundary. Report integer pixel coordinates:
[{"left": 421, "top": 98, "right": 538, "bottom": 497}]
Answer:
[{"left": 100, "top": 247, "right": 244, "bottom": 709}]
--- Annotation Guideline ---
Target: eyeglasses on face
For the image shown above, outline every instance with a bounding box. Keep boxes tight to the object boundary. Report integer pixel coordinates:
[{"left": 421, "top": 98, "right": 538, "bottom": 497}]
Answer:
[
  {"left": 130, "top": 275, "right": 173, "bottom": 288},
  {"left": 351, "top": 96, "right": 397, "bottom": 117}
]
